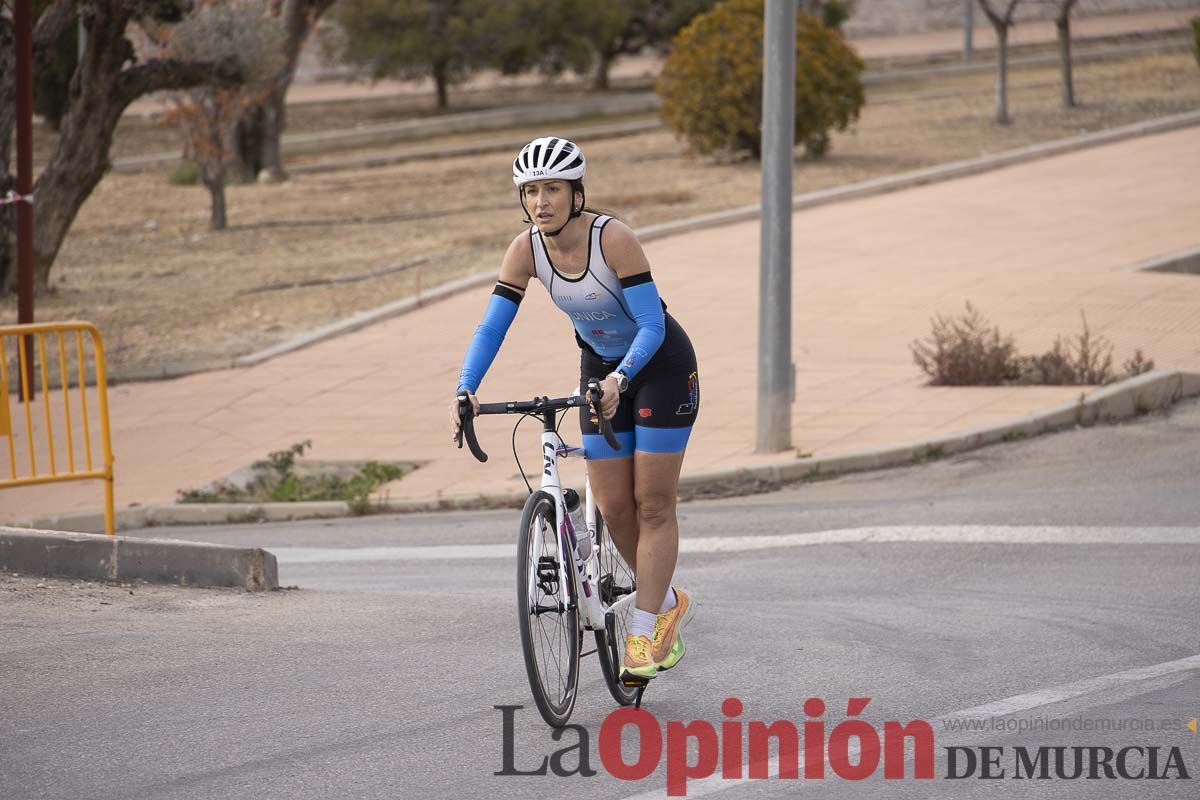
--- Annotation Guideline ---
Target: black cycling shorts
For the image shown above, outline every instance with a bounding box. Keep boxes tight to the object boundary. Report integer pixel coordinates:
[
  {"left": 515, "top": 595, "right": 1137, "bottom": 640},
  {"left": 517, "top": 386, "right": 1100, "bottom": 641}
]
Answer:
[{"left": 579, "top": 313, "right": 699, "bottom": 459}]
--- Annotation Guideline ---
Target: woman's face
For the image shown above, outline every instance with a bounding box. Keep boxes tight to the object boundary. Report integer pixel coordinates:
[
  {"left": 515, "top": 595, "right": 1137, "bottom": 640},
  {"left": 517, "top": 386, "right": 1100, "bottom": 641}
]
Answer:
[{"left": 522, "top": 179, "right": 578, "bottom": 230}]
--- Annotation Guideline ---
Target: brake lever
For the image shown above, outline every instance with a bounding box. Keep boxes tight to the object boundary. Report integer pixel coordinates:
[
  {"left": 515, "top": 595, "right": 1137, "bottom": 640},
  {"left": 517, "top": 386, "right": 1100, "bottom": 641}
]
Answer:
[
  {"left": 457, "top": 393, "right": 488, "bottom": 462},
  {"left": 586, "top": 378, "right": 622, "bottom": 452}
]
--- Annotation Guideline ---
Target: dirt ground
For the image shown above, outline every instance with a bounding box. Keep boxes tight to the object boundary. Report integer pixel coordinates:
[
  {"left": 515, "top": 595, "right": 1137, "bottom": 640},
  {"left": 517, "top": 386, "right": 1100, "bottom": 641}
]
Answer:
[{"left": 4, "top": 49, "right": 1199, "bottom": 379}]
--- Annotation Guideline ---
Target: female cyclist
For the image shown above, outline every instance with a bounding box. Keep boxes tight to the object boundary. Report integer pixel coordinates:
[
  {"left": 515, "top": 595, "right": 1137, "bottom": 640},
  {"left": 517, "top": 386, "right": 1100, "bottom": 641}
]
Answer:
[{"left": 447, "top": 136, "right": 698, "bottom": 682}]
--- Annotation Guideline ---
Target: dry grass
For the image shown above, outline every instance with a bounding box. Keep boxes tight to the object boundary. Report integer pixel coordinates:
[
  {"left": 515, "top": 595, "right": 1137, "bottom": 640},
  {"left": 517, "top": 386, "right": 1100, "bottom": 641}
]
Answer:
[{"left": 6, "top": 50, "right": 1199, "bottom": 378}]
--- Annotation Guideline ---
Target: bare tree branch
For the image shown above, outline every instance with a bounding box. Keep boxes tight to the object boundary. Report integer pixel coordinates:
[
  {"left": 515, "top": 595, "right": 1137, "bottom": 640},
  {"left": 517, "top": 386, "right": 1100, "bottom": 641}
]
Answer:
[{"left": 116, "top": 55, "right": 241, "bottom": 112}]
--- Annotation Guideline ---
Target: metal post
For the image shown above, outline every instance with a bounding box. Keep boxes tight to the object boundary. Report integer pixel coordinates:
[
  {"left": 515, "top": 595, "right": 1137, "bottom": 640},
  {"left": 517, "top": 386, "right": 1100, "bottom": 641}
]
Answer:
[
  {"left": 964, "top": 0, "right": 975, "bottom": 62},
  {"left": 757, "top": 0, "right": 795, "bottom": 453},
  {"left": 15, "top": 0, "right": 37, "bottom": 394}
]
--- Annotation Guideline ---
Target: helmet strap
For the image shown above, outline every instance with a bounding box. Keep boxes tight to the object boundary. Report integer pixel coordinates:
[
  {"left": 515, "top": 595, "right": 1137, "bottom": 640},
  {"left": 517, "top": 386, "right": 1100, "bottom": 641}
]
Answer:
[{"left": 518, "top": 190, "right": 533, "bottom": 225}]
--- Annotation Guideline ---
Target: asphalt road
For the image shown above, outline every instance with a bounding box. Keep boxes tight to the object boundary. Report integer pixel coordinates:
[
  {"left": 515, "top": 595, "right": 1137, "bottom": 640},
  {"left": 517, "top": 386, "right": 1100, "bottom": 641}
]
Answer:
[{"left": 3, "top": 400, "right": 1199, "bottom": 799}]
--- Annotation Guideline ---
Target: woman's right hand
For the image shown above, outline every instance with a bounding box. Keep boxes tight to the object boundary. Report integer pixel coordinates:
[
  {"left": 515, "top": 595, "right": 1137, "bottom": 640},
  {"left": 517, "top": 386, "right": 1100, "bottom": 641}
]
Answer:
[{"left": 449, "top": 390, "right": 480, "bottom": 445}]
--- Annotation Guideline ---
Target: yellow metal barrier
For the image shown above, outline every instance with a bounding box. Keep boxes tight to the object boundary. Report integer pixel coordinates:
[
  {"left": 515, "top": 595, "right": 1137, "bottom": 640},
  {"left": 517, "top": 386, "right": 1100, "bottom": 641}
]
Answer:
[{"left": 0, "top": 322, "right": 115, "bottom": 534}]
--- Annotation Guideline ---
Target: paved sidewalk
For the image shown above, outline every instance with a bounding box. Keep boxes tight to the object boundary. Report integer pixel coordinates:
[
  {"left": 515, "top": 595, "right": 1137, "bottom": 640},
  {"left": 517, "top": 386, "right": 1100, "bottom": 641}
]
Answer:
[{"left": 3, "top": 126, "right": 1199, "bottom": 524}]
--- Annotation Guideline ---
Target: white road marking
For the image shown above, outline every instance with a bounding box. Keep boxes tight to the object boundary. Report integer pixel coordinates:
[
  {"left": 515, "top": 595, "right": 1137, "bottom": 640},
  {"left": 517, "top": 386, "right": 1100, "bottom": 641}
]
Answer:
[
  {"left": 269, "top": 526, "right": 1200, "bottom": 564},
  {"left": 616, "top": 652, "right": 1200, "bottom": 800}
]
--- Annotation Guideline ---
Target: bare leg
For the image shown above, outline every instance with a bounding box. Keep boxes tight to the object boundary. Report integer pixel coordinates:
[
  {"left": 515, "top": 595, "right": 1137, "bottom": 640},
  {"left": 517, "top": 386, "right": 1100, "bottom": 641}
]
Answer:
[
  {"left": 630, "top": 449, "right": 686, "bottom": 614},
  {"left": 587, "top": 456, "right": 639, "bottom": 570}
]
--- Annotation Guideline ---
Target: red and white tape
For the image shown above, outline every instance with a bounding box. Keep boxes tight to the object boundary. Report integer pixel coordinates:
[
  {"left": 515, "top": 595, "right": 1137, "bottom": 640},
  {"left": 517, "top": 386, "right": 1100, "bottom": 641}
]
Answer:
[{"left": 0, "top": 190, "right": 35, "bottom": 206}]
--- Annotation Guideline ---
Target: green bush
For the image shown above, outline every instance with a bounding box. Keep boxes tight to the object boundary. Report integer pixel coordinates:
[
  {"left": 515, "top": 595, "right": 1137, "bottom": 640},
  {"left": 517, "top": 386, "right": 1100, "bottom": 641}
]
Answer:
[
  {"left": 169, "top": 161, "right": 200, "bottom": 186},
  {"left": 819, "top": 0, "right": 855, "bottom": 31},
  {"left": 656, "top": 0, "right": 864, "bottom": 159}
]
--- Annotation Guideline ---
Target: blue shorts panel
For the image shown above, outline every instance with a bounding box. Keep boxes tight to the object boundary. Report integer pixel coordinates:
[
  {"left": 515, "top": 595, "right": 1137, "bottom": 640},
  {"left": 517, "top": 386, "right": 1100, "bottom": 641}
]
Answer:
[
  {"left": 583, "top": 431, "right": 636, "bottom": 460},
  {"left": 633, "top": 424, "right": 693, "bottom": 454}
]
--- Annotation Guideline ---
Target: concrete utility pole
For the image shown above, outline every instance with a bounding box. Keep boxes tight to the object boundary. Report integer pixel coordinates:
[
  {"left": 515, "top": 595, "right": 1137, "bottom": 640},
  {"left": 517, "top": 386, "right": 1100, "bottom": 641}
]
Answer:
[
  {"left": 964, "top": 0, "right": 975, "bottom": 62},
  {"left": 757, "top": 0, "right": 795, "bottom": 453}
]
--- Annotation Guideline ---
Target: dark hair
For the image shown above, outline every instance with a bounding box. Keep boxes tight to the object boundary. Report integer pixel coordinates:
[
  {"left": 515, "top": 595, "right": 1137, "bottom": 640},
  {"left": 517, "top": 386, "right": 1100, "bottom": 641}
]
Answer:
[{"left": 570, "top": 179, "right": 617, "bottom": 220}]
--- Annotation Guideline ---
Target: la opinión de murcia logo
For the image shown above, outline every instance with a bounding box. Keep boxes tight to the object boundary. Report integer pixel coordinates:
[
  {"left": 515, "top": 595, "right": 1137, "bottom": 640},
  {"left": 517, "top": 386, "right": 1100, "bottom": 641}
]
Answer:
[
  {"left": 499, "top": 697, "right": 934, "bottom": 796},
  {"left": 945, "top": 745, "right": 1190, "bottom": 780},
  {"left": 496, "top": 698, "right": 1193, "bottom": 797}
]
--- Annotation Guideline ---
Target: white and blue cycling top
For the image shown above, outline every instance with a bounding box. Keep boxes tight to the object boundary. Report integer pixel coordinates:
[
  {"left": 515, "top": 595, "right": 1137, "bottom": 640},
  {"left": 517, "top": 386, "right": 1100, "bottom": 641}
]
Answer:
[{"left": 456, "top": 214, "right": 666, "bottom": 394}]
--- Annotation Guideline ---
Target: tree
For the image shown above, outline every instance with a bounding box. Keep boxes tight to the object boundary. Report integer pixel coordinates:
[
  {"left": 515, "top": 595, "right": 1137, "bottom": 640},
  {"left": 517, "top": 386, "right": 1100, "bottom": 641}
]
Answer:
[
  {"left": 478, "top": 0, "right": 594, "bottom": 83},
  {"left": 1053, "top": 0, "right": 1080, "bottom": 107},
  {"left": 31, "top": 0, "right": 77, "bottom": 131},
  {"left": 327, "top": 0, "right": 492, "bottom": 110},
  {"left": 234, "top": 0, "right": 336, "bottom": 181},
  {"left": 0, "top": 0, "right": 244, "bottom": 295},
  {"left": 656, "top": 0, "right": 864, "bottom": 159},
  {"left": 567, "top": 0, "right": 720, "bottom": 91},
  {"left": 975, "top": 0, "right": 1023, "bottom": 124},
  {"left": 799, "top": 0, "right": 855, "bottom": 31},
  {"left": 168, "top": 2, "right": 286, "bottom": 230},
  {"left": 1191, "top": 16, "right": 1199, "bottom": 69}
]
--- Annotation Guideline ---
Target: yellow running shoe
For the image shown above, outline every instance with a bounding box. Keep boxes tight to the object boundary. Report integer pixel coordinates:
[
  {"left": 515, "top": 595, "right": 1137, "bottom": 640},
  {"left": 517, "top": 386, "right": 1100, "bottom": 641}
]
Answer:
[
  {"left": 652, "top": 587, "right": 694, "bottom": 670},
  {"left": 621, "top": 634, "right": 658, "bottom": 681}
]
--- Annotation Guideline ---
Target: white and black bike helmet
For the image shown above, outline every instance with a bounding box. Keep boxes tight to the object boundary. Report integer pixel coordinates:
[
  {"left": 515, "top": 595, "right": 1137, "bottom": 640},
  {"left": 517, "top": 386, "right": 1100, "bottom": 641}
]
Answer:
[
  {"left": 513, "top": 137, "right": 587, "bottom": 235},
  {"left": 512, "top": 136, "right": 586, "bottom": 187}
]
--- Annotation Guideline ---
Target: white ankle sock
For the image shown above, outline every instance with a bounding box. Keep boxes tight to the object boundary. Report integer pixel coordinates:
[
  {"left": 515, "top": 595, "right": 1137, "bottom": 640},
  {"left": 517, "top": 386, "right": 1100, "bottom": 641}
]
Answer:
[
  {"left": 659, "top": 586, "right": 678, "bottom": 614},
  {"left": 630, "top": 608, "right": 657, "bottom": 639}
]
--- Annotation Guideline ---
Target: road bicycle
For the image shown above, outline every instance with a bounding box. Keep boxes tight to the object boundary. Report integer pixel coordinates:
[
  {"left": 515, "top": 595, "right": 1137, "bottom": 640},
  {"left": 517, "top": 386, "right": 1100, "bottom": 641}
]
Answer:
[{"left": 456, "top": 379, "right": 647, "bottom": 727}]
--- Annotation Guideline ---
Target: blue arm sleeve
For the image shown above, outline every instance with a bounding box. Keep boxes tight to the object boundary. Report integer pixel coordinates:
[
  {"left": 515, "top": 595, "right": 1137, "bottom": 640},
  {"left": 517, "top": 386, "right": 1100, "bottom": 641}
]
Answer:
[
  {"left": 616, "top": 275, "right": 666, "bottom": 381},
  {"left": 456, "top": 289, "right": 520, "bottom": 394}
]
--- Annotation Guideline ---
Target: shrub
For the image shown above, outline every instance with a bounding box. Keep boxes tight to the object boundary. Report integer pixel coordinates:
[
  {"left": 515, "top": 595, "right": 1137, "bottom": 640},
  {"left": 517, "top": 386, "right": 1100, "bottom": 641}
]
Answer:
[
  {"left": 178, "top": 440, "right": 407, "bottom": 515},
  {"left": 1122, "top": 349, "right": 1155, "bottom": 378},
  {"left": 910, "top": 302, "right": 1018, "bottom": 385},
  {"left": 169, "top": 161, "right": 200, "bottom": 186},
  {"left": 816, "top": 0, "right": 855, "bottom": 31},
  {"left": 656, "top": 0, "right": 865, "bottom": 159},
  {"left": 1011, "top": 312, "right": 1113, "bottom": 386},
  {"left": 912, "top": 305, "right": 1156, "bottom": 387}
]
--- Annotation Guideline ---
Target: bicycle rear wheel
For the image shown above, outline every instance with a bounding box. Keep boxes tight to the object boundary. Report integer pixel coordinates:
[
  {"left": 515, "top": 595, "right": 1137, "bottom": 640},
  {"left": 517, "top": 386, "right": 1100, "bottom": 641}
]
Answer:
[
  {"left": 517, "top": 490, "right": 580, "bottom": 728},
  {"left": 592, "top": 509, "right": 640, "bottom": 706}
]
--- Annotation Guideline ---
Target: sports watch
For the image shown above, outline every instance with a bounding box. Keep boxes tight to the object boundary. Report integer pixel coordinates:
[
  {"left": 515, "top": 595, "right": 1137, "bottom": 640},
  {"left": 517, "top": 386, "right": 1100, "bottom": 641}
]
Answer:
[{"left": 607, "top": 371, "right": 629, "bottom": 394}]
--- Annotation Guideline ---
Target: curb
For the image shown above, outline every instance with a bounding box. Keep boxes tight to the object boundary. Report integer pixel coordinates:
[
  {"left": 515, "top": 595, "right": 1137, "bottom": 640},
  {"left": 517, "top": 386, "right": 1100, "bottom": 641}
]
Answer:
[
  {"left": 286, "top": 118, "right": 661, "bottom": 176},
  {"left": 18, "top": 370, "right": 1200, "bottom": 531},
  {"left": 1121, "top": 244, "right": 1200, "bottom": 275},
  {"left": 0, "top": 527, "right": 279, "bottom": 590},
  {"left": 226, "top": 109, "right": 1200, "bottom": 368},
  {"left": 860, "top": 35, "right": 1192, "bottom": 86}
]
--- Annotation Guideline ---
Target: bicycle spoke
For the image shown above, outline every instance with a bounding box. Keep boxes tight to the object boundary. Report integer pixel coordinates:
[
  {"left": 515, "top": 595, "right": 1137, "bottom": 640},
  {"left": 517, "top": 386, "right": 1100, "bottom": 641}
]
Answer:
[{"left": 518, "top": 492, "right": 580, "bottom": 726}]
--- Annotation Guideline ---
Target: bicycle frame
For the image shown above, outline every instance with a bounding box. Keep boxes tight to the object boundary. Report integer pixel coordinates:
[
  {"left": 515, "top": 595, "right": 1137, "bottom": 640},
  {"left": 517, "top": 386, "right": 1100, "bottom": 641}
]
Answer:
[{"left": 529, "top": 410, "right": 637, "bottom": 633}]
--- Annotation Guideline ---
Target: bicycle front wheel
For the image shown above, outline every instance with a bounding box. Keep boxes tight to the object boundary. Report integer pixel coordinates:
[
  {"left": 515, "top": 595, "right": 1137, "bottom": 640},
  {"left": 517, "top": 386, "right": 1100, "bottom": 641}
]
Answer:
[
  {"left": 593, "top": 509, "right": 640, "bottom": 706},
  {"left": 517, "top": 490, "right": 580, "bottom": 728}
]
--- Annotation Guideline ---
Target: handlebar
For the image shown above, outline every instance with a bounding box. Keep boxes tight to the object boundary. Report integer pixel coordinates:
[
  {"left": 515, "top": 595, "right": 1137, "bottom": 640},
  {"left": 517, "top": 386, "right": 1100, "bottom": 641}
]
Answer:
[
  {"left": 456, "top": 378, "right": 621, "bottom": 463},
  {"left": 455, "top": 395, "right": 489, "bottom": 462}
]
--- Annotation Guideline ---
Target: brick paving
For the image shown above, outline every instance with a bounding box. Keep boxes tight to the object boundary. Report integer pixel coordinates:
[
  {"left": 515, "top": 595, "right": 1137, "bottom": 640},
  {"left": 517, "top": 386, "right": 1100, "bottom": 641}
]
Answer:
[{"left": 4, "top": 125, "right": 1198, "bottom": 522}]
